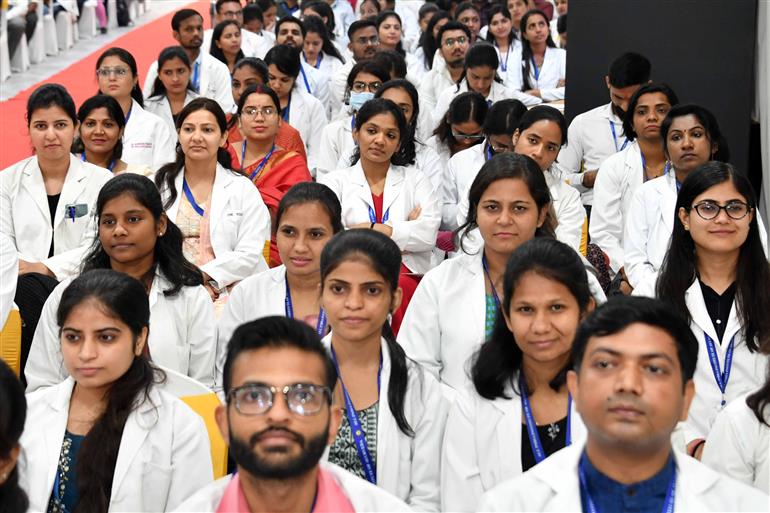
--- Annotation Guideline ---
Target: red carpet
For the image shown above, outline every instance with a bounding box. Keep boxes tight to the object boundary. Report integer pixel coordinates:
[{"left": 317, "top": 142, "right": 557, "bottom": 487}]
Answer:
[{"left": 0, "top": 0, "right": 208, "bottom": 169}]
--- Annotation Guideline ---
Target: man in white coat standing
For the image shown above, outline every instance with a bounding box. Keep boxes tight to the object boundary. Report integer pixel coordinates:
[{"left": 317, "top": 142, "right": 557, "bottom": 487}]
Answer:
[
  {"left": 143, "top": 9, "right": 235, "bottom": 113},
  {"left": 174, "top": 316, "right": 410, "bottom": 512},
  {"left": 479, "top": 296, "right": 769, "bottom": 512}
]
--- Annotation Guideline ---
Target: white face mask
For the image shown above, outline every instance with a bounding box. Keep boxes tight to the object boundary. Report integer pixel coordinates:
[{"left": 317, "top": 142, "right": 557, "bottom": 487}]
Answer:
[{"left": 349, "top": 91, "right": 375, "bottom": 111}]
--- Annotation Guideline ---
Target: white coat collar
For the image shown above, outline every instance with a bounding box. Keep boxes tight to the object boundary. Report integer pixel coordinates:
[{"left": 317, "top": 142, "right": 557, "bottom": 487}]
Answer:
[
  {"left": 685, "top": 278, "right": 741, "bottom": 347},
  {"left": 600, "top": 101, "right": 623, "bottom": 124},
  {"left": 349, "top": 161, "right": 406, "bottom": 215},
  {"left": 169, "top": 163, "right": 236, "bottom": 229},
  {"left": 22, "top": 154, "right": 91, "bottom": 228}
]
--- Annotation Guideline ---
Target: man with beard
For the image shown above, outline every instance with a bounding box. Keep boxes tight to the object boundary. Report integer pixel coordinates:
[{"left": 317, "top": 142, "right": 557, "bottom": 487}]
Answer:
[
  {"left": 418, "top": 22, "right": 470, "bottom": 116},
  {"left": 174, "top": 317, "right": 409, "bottom": 512},
  {"left": 479, "top": 297, "right": 769, "bottom": 512},
  {"left": 142, "top": 9, "right": 235, "bottom": 112},
  {"left": 554, "top": 52, "right": 651, "bottom": 215},
  {"left": 274, "top": 16, "right": 331, "bottom": 114},
  {"left": 330, "top": 19, "right": 380, "bottom": 118}
]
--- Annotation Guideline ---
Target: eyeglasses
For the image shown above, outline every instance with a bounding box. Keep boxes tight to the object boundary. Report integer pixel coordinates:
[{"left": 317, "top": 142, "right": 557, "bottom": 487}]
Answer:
[
  {"left": 241, "top": 106, "right": 278, "bottom": 118},
  {"left": 451, "top": 131, "right": 484, "bottom": 141},
  {"left": 354, "top": 36, "right": 379, "bottom": 45},
  {"left": 228, "top": 383, "right": 332, "bottom": 416},
  {"left": 221, "top": 10, "right": 243, "bottom": 18},
  {"left": 96, "top": 67, "right": 130, "bottom": 78},
  {"left": 692, "top": 201, "right": 752, "bottom": 221},
  {"left": 351, "top": 81, "right": 382, "bottom": 93},
  {"left": 443, "top": 36, "right": 468, "bottom": 47}
]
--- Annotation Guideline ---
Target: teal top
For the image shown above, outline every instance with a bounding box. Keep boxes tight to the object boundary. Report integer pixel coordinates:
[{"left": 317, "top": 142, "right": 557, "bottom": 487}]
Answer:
[
  {"left": 328, "top": 401, "right": 379, "bottom": 480},
  {"left": 48, "top": 430, "right": 85, "bottom": 513},
  {"left": 485, "top": 293, "right": 498, "bottom": 339}
]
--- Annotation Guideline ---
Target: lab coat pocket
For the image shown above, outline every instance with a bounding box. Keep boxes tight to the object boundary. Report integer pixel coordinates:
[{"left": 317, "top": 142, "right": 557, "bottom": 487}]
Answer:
[{"left": 140, "top": 461, "right": 172, "bottom": 512}]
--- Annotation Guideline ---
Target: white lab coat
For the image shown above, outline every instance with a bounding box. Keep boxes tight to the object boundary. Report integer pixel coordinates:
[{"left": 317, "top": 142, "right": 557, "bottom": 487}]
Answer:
[
  {"left": 202, "top": 27, "right": 268, "bottom": 59},
  {"left": 286, "top": 86, "right": 328, "bottom": 173},
  {"left": 19, "top": 377, "right": 213, "bottom": 512},
  {"left": 624, "top": 172, "right": 768, "bottom": 297},
  {"left": 122, "top": 99, "right": 177, "bottom": 171},
  {"left": 25, "top": 271, "right": 217, "bottom": 391},
  {"left": 143, "top": 54, "right": 235, "bottom": 113},
  {"left": 298, "top": 61, "right": 332, "bottom": 114},
  {"left": 397, "top": 250, "right": 485, "bottom": 393},
  {"left": 702, "top": 392, "right": 770, "bottom": 493},
  {"left": 477, "top": 443, "right": 770, "bottom": 512},
  {"left": 173, "top": 462, "right": 411, "bottom": 512},
  {"left": 495, "top": 40, "right": 524, "bottom": 91},
  {"left": 417, "top": 57, "right": 454, "bottom": 121},
  {"left": 330, "top": 59, "right": 354, "bottom": 120},
  {"left": 424, "top": 135, "right": 452, "bottom": 173},
  {"left": 521, "top": 46, "right": 566, "bottom": 101},
  {"left": 316, "top": 114, "right": 356, "bottom": 180},
  {"left": 442, "top": 143, "right": 485, "bottom": 231},
  {"left": 589, "top": 141, "right": 646, "bottom": 274},
  {"left": 442, "top": 382, "right": 587, "bottom": 512},
  {"left": 0, "top": 233, "right": 18, "bottom": 328},
  {"left": 215, "top": 265, "right": 287, "bottom": 388},
  {"left": 160, "top": 164, "right": 271, "bottom": 287},
  {"left": 143, "top": 90, "right": 199, "bottom": 135},
  {"left": 319, "top": 162, "right": 441, "bottom": 275},
  {"left": 302, "top": 51, "right": 346, "bottom": 95},
  {"left": 0, "top": 154, "right": 113, "bottom": 279},
  {"left": 455, "top": 166, "right": 587, "bottom": 254},
  {"left": 322, "top": 336, "right": 447, "bottom": 511},
  {"left": 554, "top": 102, "right": 627, "bottom": 206},
  {"left": 677, "top": 279, "right": 766, "bottom": 441},
  {"left": 433, "top": 80, "right": 540, "bottom": 133}
]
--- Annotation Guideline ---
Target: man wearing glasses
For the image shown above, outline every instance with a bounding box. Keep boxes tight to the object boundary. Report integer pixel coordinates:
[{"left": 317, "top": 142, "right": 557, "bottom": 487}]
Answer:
[
  {"left": 175, "top": 317, "right": 409, "bottom": 512},
  {"left": 330, "top": 19, "right": 380, "bottom": 117},
  {"left": 418, "top": 21, "right": 471, "bottom": 116},
  {"left": 202, "top": 0, "right": 273, "bottom": 60}
]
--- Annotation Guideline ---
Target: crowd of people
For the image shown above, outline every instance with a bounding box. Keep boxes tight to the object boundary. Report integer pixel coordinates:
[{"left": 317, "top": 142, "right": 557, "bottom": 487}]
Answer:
[{"left": 1, "top": 0, "right": 770, "bottom": 512}]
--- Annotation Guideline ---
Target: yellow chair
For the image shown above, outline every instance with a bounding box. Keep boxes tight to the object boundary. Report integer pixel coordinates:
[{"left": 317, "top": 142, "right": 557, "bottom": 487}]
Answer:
[
  {"left": 180, "top": 393, "right": 228, "bottom": 479},
  {"left": 0, "top": 309, "right": 22, "bottom": 377},
  {"left": 159, "top": 367, "right": 228, "bottom": 479}
]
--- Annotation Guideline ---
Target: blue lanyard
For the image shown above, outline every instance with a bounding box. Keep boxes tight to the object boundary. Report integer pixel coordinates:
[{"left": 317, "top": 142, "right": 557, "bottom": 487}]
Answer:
[
  {"left": 519, "top": 372, "right": 572, "bottom": 464},
  {"left": 579, "top": 456, "right": 677, "bottom": 513},
  {"left": 485, "top": 143, "right": 494, "bottom": 161},
  {"left": 182, "top": 178, "right": 205, "bottom": 216},
  {"left": 124, "top": 105, "right": 133, "bottom": 124},
  {"left": 191, "top": 60, "right": 201, "bottom": 92},
  {"left": 282, "top": 94, "right": 292, "bottom": 121},
  {"left": 497, "top": 44, "right": 509, "bottom": 72},
  {"left": 481, "top": 254, "right": 501, "bottom": 309},
  {"left": 609, "top": 120, "right": 628, "bottom": 152},
  {"left": 243, "top": 142, "right": 275, "bottom": 180},
  {"left": 641, "top": 152, "right": 672, "bottom": 182},
  {"left": 81, "top": 152, "right": 115, "bottom": 172},
  {"left": 284, "top": 278, "right": 328, "bottom": 336},
  {"left": 350, "top": 114, "right": 356, "bottom": 130},
  {"left": 368, "top": 204, "right": 389, "bottom": 224},
  {"left": 330, "top": 345, "right": 382, "bottom": 484},
  {"left": 531, "top": 57, "right": 541, "bottom": 81},
  {"left": 299, "top": 66, "right": 313, "bottom": 94},
  {"left": 704, "top": 333, "right": 735, "bottom": 408}
]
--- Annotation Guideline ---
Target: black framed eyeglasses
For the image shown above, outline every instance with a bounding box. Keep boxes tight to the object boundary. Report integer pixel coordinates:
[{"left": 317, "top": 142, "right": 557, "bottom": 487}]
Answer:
[
  {"left": 692, "top": 201, "right": 752, "bottom": 221},
  {"left": 227, "top": 383, "right": 332, "bottom": 416},
  {"left": 451, "top": 131, "right": 484, "bottom": 141}
]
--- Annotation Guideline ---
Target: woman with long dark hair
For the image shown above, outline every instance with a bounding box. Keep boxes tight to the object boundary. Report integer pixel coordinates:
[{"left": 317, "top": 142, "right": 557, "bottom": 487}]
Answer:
[
  {"left": 144, "top": 46, "right": 199, "bottom": 135},
  {"left": 301, "top": 8, "right": 346, "bottom": 77},
  {"left": 591, "top": 83, "right": 679, "bottom": 281},
  {"left": 26, "top": 174, "right": 217, "bottom": 390},
  {"left": 95, "top": 47, "right": 175, "bottom": 169},
  {"left": 443, "top": 238, "right": 593, "bottom": 511},
  {"left": 155, "top": 98, "right": 271, "bottom": 302},
  {"left": 320, "top": 229, "right": 446, "bottom": 511},
  {"left": 209, "top": 20, "right": 245, "bottom": 74},
  {"left": 19, "top": 270, "right": 212, "bottom": 512},
  {"left": 427, "top": 90, "right": 487, "bottom": 170},
  {"left": 519, "top": 9, "right": 565, "bottom": 100},
  {"left": 656, "top": 162, "right": 770, "bottom": 458},
  {"left": 416, "top": 10, "right": 450, "bottom": 74},
  {"left": 624, "top": 104, "right": 740, "bottom": 295},
  {"left": 319, "top": 98, "right": 441, "bottom": 331},
  {"left": 484, "top": 4, "right": 522, "bottom": 90}
]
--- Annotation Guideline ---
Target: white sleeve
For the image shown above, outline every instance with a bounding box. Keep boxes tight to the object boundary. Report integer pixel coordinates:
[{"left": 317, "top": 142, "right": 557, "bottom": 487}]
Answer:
[
  {"left": 441, "top": 392, "right": 485, "bottom": 512},
  {"left": 316, "top": 123, "right": 343, "bottom": 180},
  {"left": 304, "top": 98, "right": 329, "bottom": 173},
  {"left": 623, "top": 186, "right": 658, "bottom": 292},
  {"left": 201, "top": 184, "right": 270, "bottom": 287},
  {"left": 214, "top": 281, "right": 252, "bottom": 391},
  {"left": 442, "top": 156, "right": 462, "bottom": 231},
  {"left": 397, "top": 275, "right": 443, "bottom": 381},
  {"left": 151, "top": 119, "right": 177, "bottom": 171},
  {"left": 183, "top": 286, "right": 218, "bottom": 388},
  {"left": 406, "top": 369, "right": 447, "bottom": 512},
  {"left": 143, "top": 61, "right": 159, "bottom": 99},
  {"left": 555, "top": 116, "right": 589, "bottom": 195},
  {"left": 702, "top": 405, "right": 758, "bottom": 488},
  {"left": 211, "top": 63, "right": 236, "bottom": 113},
  {"left": 554, "top": 184, "right": 586, "bottom": 253},
  {"left": 0, "top": 234, "right": 17, "bottom": 328},
  {"left": 416, "top": 145, "right": 443, "bottom": 195},
  {"left": 590, "top": 158, "right": 625, "bottom": 273},
  {"left": 25, "top": 282, "right": 69, "bottom": 392},
  {"left": 388, "top": 174, "right": 440, "bottom": 253},
  {"left": 165, "top": 404, "right": 215, "bottom": 511}
]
